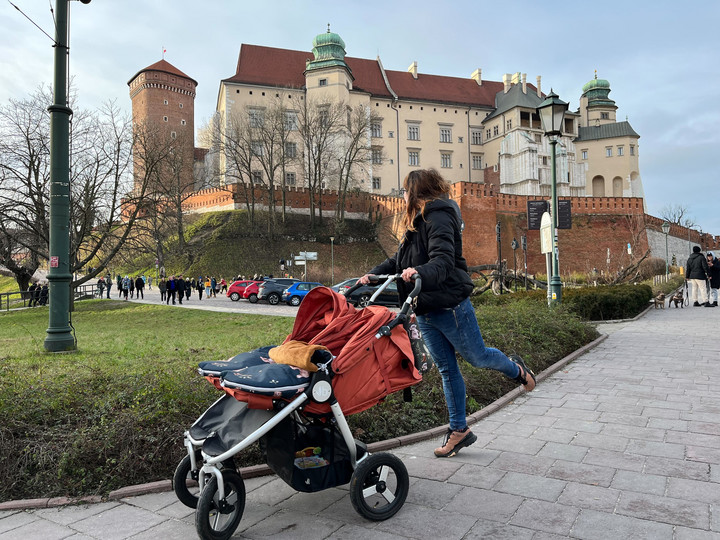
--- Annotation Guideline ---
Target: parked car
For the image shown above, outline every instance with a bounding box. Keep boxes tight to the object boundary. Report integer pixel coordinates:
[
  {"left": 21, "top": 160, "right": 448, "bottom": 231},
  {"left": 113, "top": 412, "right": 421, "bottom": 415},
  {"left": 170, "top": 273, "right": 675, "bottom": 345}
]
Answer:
[
  {"left": 344, "top": 281, "right": 400, "bottom": 308},
  {"left": 256, "top": 278, "right": 300, "bottom": 305},
  {"left": 243, "top": 281, "right": 261, "bottom": 303},
  {"left": 282, "top": 282, "right": 323, "bottom": 306},
  {"left": 330, "top": 278, "right": 358, "bottom": 294},
  {"left": 227, "top": 280, "right": 262, "bottom": 301}
]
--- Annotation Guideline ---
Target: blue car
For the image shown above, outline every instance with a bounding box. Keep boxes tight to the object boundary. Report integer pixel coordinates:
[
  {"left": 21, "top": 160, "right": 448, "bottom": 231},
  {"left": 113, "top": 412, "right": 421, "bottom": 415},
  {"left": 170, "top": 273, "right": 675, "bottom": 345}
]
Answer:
[{"left": 281, "top": 282, "right": 323, "bottom": 306}]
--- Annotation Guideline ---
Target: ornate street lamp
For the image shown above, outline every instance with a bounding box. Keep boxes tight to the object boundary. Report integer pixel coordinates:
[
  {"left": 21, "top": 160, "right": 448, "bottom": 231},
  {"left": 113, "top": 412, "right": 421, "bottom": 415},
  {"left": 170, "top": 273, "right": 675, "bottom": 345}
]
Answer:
[
  {"left": 537, "top": 90, "right": 568, "bottom": 305},
  {"left": 329, "top": 236, "right": 335, "bottom": 284},
  {"left": 661, "top": 221, "right": 671, "bottom": 278}
]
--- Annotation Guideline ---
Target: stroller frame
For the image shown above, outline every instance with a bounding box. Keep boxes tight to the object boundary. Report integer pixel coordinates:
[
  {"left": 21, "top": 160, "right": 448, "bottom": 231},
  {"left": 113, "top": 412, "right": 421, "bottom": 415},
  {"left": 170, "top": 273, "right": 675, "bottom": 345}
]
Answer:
[{"left": 180, "top": 274, "right": 421, "bottom": 540}]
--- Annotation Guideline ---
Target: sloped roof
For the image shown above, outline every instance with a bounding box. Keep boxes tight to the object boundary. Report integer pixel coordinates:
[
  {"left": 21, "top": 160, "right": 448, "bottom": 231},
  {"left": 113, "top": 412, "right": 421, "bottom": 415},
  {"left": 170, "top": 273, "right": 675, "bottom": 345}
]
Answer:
[
  {"left": 223, "top": 44, "right": 508, "bottom": 108},
  {"left": 483, "top": 83, "right": 543, "bottom": 122},
  {"left": 127, "top": 59, "right": 198, "bottom": 86},
  {"left": 575, "top": 121, "right": 640, "bottom": 142}
]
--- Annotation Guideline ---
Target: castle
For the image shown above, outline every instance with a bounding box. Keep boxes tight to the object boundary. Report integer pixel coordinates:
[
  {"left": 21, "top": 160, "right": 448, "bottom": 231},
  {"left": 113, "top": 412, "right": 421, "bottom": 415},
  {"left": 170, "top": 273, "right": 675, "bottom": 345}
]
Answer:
[{"left": 128, "top": 30, "right": 716, "bottom": 275}]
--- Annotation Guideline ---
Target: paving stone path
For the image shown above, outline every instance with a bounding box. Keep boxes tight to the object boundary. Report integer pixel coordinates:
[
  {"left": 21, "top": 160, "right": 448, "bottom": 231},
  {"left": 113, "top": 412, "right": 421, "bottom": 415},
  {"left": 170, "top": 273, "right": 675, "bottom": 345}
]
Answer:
[{"left": 1, "top": 301, "right": 719, "bottom": 539}]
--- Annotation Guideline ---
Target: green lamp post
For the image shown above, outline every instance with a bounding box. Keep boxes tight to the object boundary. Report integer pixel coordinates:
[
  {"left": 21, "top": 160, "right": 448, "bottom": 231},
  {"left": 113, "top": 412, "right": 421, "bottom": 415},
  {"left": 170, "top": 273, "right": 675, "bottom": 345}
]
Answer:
[
  {"left": 537, "top": 90, "right": 568, "bottom": 306},
  {"left": 661, "top": 221, "right": 671, "bottom": 278},
  {"left": 44, "top": 0, "right": 90, "bottom": 352}
]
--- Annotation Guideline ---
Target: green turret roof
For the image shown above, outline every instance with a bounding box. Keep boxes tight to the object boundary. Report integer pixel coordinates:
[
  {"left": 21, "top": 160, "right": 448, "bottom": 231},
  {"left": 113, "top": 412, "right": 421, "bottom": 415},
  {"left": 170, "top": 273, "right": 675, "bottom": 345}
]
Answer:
[
  {"left": 305, "top": 25, "right": 352, "bottom": 75},
  {"left": 582, "top": 72, "right": 616, "bottom": 109}
]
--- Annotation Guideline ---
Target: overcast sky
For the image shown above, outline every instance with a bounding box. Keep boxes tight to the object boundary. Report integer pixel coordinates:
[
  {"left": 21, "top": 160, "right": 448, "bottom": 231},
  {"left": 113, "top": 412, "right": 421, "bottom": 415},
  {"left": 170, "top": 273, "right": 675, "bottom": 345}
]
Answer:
[{"left": 2, "top": 0, "right": 718, "bottom": 234}]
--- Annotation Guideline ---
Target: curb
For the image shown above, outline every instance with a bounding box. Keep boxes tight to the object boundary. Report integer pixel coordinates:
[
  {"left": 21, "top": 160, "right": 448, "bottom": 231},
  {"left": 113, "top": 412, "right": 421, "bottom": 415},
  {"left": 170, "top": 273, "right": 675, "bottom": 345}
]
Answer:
[{"left": 0, "top": 333, "right": 610, "bottom": 511}]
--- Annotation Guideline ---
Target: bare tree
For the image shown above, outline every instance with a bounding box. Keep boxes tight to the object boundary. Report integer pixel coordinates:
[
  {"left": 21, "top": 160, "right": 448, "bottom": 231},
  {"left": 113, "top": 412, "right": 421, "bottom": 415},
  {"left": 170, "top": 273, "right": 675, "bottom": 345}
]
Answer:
[{"left": 660, "top": 204, "right": 696, "bottom": 228}]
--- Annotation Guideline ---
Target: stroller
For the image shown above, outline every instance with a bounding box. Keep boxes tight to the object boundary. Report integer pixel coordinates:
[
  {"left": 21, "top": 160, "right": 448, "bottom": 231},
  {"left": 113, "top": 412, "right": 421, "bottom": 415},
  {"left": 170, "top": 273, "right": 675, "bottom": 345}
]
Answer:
[{"left": 175, "top": 275, "right": 429, "bottom": 540}]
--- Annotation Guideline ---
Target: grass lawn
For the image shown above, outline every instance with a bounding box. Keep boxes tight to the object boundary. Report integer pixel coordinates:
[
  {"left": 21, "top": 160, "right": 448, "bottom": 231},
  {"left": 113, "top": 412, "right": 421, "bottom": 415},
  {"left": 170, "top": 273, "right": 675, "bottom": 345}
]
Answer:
[{"left": 0, "top": 297, "right": 599, "bottom": 502}]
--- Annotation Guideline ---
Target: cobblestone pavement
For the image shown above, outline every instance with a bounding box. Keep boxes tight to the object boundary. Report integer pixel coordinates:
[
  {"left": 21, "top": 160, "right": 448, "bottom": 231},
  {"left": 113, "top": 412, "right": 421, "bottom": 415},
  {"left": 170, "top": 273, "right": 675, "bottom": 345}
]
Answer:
[{"left": 2, "top": 301, "right": 719, "bottom": 539}]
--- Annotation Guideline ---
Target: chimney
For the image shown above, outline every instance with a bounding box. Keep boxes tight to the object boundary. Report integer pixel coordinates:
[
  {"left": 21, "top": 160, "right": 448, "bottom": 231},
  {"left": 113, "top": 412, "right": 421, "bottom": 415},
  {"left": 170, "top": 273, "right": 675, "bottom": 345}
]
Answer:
[
  {"left": 511, "top": 72, "right": 521, "bottom": 85},
  {"left": 408, "top": 61, "right": 418, "bottom": 79},
  {"left": 503, "top": 73, "right": 511, "bottom": 93},
  {"left": 470, "top": 68, "right": 482, "bottom": 86},
  {"left": 522, "top": 73, "right": 527, "bottom": 94},
  {"left": 536, "top": 75, "right": 542, "bottom": 98}
]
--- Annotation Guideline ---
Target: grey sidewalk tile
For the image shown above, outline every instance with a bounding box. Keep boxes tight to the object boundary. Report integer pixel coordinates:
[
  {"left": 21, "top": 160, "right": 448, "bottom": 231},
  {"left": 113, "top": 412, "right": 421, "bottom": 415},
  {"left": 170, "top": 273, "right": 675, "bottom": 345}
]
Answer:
[
  {"left": 515, "top": 414, "right": 558, "bottom": 428},
  {"left": 616, "top": 491, "right": 710, "bottom": 529},
  {"left": 491, "top": 422, "right": 538, "bottom": 438},
  {"left": 556, "top": 481, "right": 620, "bottom": 512},
  {"left": 601, "top": 422, "right": 666, "bottom": 441},
  {"left": 546, "top": 460, "right": 616, "bottom": 487},
  {"left": 486, "top": 451, "right": 555, "bottom": 476},
  {"left": 667, "top": 477, "right": 720, "bottom": 505},
  {"left": 626, "top": 439, "right": 685, "bottom": 459},
  {"left": 639, "top": 398, "right": 693, "bottom": 411},
  {"left": 154, "top": 499, "right": 194, "bottom": 520},
  {"left": 443, "top": 486, "right": 523, "bottom": 522},
  {"left": 464, "top": 519, "right": 534, "bottom": 540},
  {"left": 240, "top": 507, "right": 344, "bottom": 539},
  {"left": 647, "top": 417, "right": 689, "bottom": 431},
  {"left": 0, "top": 512, "right": 38, "bottom": 534},
  {"left": 537, "top": 441, "right": 588, "bottom": 463},
  {"left": 373, "top": 502, "right": 477, "bottom": 539},
  {"left": 404, "top": 478, "right": 463, "bottom": 509},
  {"left": 643, "top": 456, "right": 710, "bottom": 481},
  {"left": 530, "top": 426, "right": 577, "bottom": 444},
  {"left": 127, "top": 518, "right": 196, "bottom": 540},
  {"left": 687, "top": 445, "right": 720, "bottom": 464},
  {"left": 71, "top": 504, "right": 167, "bottom": 540},
  {"left": 244, "top": 476, "right": 296, "bottom": 506},
  {"left": 711, "top": 464, "right": 720, "bottom": 483},
  {"left": 550, "top": 418, "right": 604, "bottom": 434},
  {"left": 666, "top": 430, "right": 720, "bottom": 449},
  {"left": 485, "top": 435, "right": 547, "bottom": 455},
  {"left": 544, "top": 407, "right": 601, "bottom": 422},
  {"left": 571, "top": 431, "right": 629, "bottom": 452},
  {"left": 597, "top": 412, "right": 648, "bottom": 427},
  {"left": 642, "top": 406, "right": 682, "bottom": 419},
  {"left": 508, "top": 498, "right": 580, "bottom": 536},
  {"left": 446, "top": 463, "right": 506, "bottom": 490},
  {"left": 596, "top": 402, "right": 645, "bottom": 415},
  {"left": 402, "top": 455, "right": 463, "bottom": 481},
  {"left": 571, "top": 508, "right": 674, "bottom": 539},
  {"left": 610, "top": 469, "right": 668, "bottom": 496},
  {"left": 32, "top": 502, "right": 119, "bottom": 526},
  {"left": 119, "top": 492, "right": 176, "bottom": 513},
  {"left": 328, "top": 523, "right": 407, "bottom": 540},
  {"left": 493, "top": 471, "right": 566, "bottom": 502},
  {"left": 682, "top": 411, "right": 720, "bottom": 423},
  {"left": 277, "top": 486, "right": 347, "bottom": 514},
  {"left": 583, "top": 448, "right": 646, "bottom": 472},
  {"left": 687, "top": 421, "right": 720, "bottom": 436},
  {"left": 559, "top": 399, "right": 599, "bottom": 411},
  {"left": 674, "top": 526, "right": 720, "bottom": 540},
  {"left": 0, "top": 517, "right": 72, "bottom": 540}
]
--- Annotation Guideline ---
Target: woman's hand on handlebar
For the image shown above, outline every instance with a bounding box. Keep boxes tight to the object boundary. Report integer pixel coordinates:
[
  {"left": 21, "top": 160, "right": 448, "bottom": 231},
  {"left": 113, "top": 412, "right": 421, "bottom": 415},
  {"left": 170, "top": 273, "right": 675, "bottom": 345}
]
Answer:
[
  {"left": 401, "top": 267, "right": 418, "bottom": 282},
  {"left": 358, "top": 274, "right": 373, "bottom": 285}
]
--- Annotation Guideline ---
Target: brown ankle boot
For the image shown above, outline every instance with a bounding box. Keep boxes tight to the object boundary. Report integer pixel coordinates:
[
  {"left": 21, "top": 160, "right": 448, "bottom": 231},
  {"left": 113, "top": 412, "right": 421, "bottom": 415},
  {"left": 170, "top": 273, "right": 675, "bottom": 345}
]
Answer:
[
  {"left": 510, "top": 355, "right": 536, "bottom": 392},
  {"left": 434, "top": 428, "right": 477, "bottom": 458}
]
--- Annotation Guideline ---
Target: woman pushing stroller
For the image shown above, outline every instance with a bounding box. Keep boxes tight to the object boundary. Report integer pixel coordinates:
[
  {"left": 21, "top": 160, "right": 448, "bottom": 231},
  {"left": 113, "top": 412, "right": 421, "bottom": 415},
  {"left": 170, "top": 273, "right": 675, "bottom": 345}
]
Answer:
[{"left": 359, "top": 168, "right": 536, "bottom": 459}]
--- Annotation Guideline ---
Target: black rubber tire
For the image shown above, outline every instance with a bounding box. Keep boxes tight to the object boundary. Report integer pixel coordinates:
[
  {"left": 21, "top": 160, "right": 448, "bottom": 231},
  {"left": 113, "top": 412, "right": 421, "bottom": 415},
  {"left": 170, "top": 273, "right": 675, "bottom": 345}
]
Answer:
[
  {"left": 358, "top": 294, "right": 371, "bottom": 308},
  {"left": 247, "top": 293, "right": 258, "bottom": 303},
  {"left": 350, "top": 452, "right": 409, "bottom": 521},
  {"left": 267, "top": 293, "right": 280, "bottom": 305},
  {"left": 229, "top": 292, "right": 240, "bottom": 301},
  {"left": 173, "top": 453, "right": 201, "bottom": 509},
  {"left": 290, "top": 295, "right": 301, "bottom": 306},
  {"left": 195, "top": 470, "right": 246, "bottom": 540}
]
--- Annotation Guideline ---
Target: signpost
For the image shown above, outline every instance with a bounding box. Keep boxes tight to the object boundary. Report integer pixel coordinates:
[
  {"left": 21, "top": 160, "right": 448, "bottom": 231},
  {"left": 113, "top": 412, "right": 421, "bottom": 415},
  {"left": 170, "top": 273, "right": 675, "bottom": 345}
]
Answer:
[
  {"left": 540, "top": 212, "right": 553, "bottom": 305},
  {"left": 295, "top": 252, "right": 317, "bottom": 280}
]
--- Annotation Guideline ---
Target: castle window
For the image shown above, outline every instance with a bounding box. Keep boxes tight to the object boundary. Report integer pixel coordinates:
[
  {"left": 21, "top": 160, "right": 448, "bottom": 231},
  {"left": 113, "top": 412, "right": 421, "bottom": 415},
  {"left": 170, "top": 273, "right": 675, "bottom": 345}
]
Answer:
[
  {"left": 252, "top": 171, "right": 263, "bottom": 184},
  {"left": 506, "top": 119, "right": 512, "bottom": 130},
  {"left": 472, "top": 155, "right": 482, "bottom": 169},
  {"left": 251, "top": 141, "right": 263, "bottom": 157},
  {"left": 372, "top": 177, "right": 381, "bottom": 190},
  {"left": 163, "top": 100, "right": 168, "bottom": 105},
  {"left": 179, "top": 103, "right": 183, "bottom": 109},
  {"left": 285, "top": 142, "right": 297, "bottom": 158},
  {"left": 372, "top": 148, "right": 382, "bottom": 164},
  {"left": 439, "top": 127, "right": 452, "bottom": 143},
  {"left": 441, "top": 153, "right": 452, "bottom": 168},
  {"left": 181, "top": 120, "right": 186, "bottom": 125},
  {"left": 486, "top": 129, "right": 491, "bottom": 139},
  {"left": 285, "top": 172, "right": 296, "bottom": 186},
  {"left": 388, "top": 131, "right": 394, "bottom": 138},
  {"left": 606, "top": 147, "right": 613, "bottom": 157},
  {"left": 171, "top": 131, "right": 176, "bottom": 139},
  {"left": 319, "top": 78, "right": 328, "bottom": 87},
  {"left": 630, "top": 145, "right": 635, "bottom": 156},
  {"left": 248, "top": 109, "right": 264, "bottom": 128},
  {"left": 407, "top": 123, "right": 420, "bottom": 141},
  {"left": 601, "top": 112, "right": 609, "bottom": 119},
  {"left": 284, "top": 111, "right": 298, "bottom": 131},
  {"left": 163, "top": 116, "right": 168, "bottom": 122},
  {"left": 371, "top": 122, "right": 382, "bottom": 138},
  {"left": 581, "top": 150, "right": 588, "bottom": 160},
  {"left": 493, "top": 125, "right": 499, "bottom": 136},
  {"left": 408, "top": 151, "right": 419, "bottom": 166},
  {"left": 617, "top": 146, "right": 624, "bottom": 156},
  {"left": 471, "top": 129, "right": 482, "bottom": 145}
]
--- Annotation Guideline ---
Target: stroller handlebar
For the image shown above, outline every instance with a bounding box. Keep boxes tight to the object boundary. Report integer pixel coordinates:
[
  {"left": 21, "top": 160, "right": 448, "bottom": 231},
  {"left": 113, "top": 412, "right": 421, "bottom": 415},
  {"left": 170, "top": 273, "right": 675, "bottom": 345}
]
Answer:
[{"left": 371, "top": 274, "right": 422, "bottom": 339}]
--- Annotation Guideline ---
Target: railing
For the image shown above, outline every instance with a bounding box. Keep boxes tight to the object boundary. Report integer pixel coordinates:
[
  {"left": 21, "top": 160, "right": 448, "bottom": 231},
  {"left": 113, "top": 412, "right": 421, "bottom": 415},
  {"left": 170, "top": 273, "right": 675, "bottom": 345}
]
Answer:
[{"left": 1, "top": 283, "right": 100, "bottom": 311}]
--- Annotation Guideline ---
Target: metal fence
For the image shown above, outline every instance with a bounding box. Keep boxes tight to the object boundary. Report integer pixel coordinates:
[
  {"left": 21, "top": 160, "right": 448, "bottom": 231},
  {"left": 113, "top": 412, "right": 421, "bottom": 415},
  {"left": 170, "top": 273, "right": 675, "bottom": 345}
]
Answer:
[{"left": 1, "top": 283, "right": 98, "bottom": 311}]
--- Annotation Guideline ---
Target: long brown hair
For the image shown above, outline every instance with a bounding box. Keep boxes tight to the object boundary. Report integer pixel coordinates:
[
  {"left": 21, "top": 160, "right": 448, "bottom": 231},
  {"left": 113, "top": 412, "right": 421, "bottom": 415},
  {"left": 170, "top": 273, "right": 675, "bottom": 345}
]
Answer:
[{"left": 402, "top": 169, "right": 450, "bottom": 231}]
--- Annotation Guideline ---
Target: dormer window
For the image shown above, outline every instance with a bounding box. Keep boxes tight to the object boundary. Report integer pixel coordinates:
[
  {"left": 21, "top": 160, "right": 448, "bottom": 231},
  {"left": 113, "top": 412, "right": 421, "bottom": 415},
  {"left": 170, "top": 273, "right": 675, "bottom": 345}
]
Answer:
[{"left": 319, "top": 78, "right": 328, "bottom": 87}]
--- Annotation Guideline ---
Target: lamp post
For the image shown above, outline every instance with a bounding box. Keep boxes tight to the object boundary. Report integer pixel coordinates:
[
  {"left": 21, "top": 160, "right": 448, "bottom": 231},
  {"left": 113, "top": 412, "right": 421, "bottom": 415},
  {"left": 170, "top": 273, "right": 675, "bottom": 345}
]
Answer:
[
  {"left": 511, "top": 238, "right": 519, "bottom": 291},
  {"left": 44, "top": 0, "right": 91, "bottom": 352},
  {"left": 537, "top": 90, "right": 568, "bottom": 306},
  {"left": 329, "top": 236, "right": 335, "bottom": 284},
  {"left": 496, "top": 222, "right": 502, "bottom": 294},
  {"left": 661, "top": 221, "right": 671, "bottom": 279},
  {"left": 521, "top": 235, "right": 528, "bottom": 291}
]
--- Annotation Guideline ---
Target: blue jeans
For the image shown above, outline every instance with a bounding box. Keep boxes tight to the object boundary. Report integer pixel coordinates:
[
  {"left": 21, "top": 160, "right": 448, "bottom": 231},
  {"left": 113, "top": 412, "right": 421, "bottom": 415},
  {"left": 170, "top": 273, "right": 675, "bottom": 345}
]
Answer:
[{"left": 417, "top": 297, "right": 520, "bottom": 431}]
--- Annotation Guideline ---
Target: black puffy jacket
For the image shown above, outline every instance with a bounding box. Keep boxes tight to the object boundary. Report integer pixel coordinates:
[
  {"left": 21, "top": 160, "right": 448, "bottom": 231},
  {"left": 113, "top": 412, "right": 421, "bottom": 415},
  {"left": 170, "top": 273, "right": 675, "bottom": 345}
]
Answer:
[
  {"left": 369, "top": 199, "right": 473, "bottom": 315},
  {"left": 685, "top": 252, "right": 709, "bottom": 280},
  {"left": 707, "top": 255, "right": 720, "bottom": 289}
]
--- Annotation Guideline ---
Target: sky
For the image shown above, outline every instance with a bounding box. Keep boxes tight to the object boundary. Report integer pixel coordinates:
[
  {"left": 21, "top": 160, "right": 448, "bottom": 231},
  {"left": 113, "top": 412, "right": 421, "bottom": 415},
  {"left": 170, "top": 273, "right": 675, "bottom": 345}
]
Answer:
[{"left": 1, "top": 0, "right": 719, "bottom": 233}]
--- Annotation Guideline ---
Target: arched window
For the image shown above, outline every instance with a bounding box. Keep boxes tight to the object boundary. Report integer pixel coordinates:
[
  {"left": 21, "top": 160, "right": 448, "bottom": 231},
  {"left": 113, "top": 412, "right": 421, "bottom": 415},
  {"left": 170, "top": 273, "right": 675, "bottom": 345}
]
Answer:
[
  {"left": 592, "top": 176, "right": 605, "bottom": 197},
  {"left": 612, "top": 177, "right": 623, "bottom": 197}
]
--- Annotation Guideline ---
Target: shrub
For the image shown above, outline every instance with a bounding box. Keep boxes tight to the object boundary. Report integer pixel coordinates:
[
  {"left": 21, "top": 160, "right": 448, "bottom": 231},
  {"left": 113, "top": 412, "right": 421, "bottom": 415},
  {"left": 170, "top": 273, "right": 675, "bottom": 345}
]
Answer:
[{"left": 636, "top": 257, "right": 667, "bottom": 281}]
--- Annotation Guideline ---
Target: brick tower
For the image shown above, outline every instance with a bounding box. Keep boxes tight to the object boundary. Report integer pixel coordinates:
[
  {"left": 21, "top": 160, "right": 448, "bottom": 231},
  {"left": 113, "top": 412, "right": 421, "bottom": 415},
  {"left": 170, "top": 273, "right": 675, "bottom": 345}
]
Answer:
[{"left": 127, "top": 59, "right": 198, "bottom": 193}]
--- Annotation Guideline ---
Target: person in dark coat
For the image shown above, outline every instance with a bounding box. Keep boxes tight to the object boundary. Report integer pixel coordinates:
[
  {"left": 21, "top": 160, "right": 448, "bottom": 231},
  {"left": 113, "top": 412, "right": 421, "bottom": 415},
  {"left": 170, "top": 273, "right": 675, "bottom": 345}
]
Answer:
[
  {"left": 197, "top": 276, "right": 204, "bottom": 300},
  {"left": 361, "top": 169, "right": 536, "bottom": 459},
  {"left": 166, "top": 276, "right": 177, "bottom": 305},
  {"left": 134, "top": 276, "right": 144, "bottom": 299},
  {"left": 128, "top": 276, "right": 135, "bottom": 299},
  {"left": 158, "top": 278, "right": 166, "bottom": 302},
  {"left": 176, "top": 276, "right": 185, "bottom": 305},
  {"left": 116, "top": 275, "right": 123, "bottom": 298},
  {"left": 685, "top": 246, "right": 710, "bottom": 306},
  {"left": 105, "top": 274, "right": 112, "bottom": 298},
  {"left": 27, "top": 283, "right": 37, "bottom": 307},
  {"left": 38, "top": 284, "right": 49, "bottom": 306},
  {"left": 185, "top": 278, "right": 192, "bottom": 301},
  {"left": 706, "top": 251, "right": 720, "bottom": 307}
]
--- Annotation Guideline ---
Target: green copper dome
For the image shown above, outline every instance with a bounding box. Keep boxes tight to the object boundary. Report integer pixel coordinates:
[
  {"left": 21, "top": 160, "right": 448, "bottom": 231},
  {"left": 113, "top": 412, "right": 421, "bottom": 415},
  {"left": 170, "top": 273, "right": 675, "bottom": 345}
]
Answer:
[
  {"left": 306, "top": 26, "right": 352, "bottom": 74},
  {"left": 582, "top": 73, "right": 615, "bottom": 108}
]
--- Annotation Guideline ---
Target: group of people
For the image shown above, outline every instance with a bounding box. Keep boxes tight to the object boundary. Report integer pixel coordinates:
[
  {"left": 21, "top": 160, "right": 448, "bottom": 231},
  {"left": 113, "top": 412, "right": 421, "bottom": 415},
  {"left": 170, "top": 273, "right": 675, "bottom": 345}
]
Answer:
[
  {"left": 156, "top": 276, "right": 227, "bottom": 304},
  {"left": 685, "top": 246, "right": 720, "bottom": 307},
  {"left": 26, "top": 282, "right": 49, "bottom": 307},
  {"left": 110, "top": 275, "right": 148, "bottom": 301}
]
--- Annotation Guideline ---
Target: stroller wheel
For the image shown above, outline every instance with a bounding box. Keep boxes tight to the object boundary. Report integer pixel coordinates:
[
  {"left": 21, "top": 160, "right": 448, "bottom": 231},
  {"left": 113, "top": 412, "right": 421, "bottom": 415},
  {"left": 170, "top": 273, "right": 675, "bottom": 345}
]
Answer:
[
  {"left": 350, "top": 452, "right": 409, "bottom": 521},
  {"left": 174, "top": 452, "right": 236, "bottom": 509},
  {"left": 195, "top": 470, "right": 246, "bottom": 540}
]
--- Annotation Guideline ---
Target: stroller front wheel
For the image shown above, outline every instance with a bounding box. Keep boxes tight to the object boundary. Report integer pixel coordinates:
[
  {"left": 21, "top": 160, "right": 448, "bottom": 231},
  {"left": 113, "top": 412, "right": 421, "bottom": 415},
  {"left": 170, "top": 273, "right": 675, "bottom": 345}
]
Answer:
[
  {"left": 196, "top": 470, "right": 246, "bottom": 540},
  {"left": 173, "top": 452, "right": 201, "bottom": 508},
  {"left": 350, "top": 452, "right": 409, "bottom": 521}
]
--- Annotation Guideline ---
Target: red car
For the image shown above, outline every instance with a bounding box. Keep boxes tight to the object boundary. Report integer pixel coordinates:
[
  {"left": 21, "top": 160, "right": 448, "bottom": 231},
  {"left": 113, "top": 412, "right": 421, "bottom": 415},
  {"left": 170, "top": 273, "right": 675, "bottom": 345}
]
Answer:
[
  {"left": 227, "top": 280, "right": 262, "bottom": 301},
  {"left": 242, "top": 281, "right": 262, "bottom": 303}
]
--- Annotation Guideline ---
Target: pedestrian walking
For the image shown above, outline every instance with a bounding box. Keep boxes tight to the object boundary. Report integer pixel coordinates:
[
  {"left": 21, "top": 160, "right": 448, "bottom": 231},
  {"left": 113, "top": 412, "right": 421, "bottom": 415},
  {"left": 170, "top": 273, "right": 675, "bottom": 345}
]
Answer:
[
  {"left": 205, "top": 276, "right": 211, "bottom": 298},
  {"left": 105, "top": 274, "right": 112, "bottom": 299},
  {"left": 96, "top": 277, "right": 105, "bottom": 298},
  {"left": 707, "top": 251, "right": 719, "bottom": 307},
  {"left": 185, "top": 278, "right": 192, "bottom": 301},
  {"left": 360, "top": 169, "right": 536, "bottom": 458},
  {"left": 158, "top": 278, "right": 166, "bottom": 302},
  {"left": 128, "top": 277, "right": 135, "bottom": 299},
  {"left": 117, "top": 275, "right": 123, "bottom": 298},
  {"left": 166, "top": 276, "right": 177, "bottom": 305},
  {"left": 211, "top": 276, "right": 217, "bottom": 297},
  {"left": 147, "top": 275, "right": 153, "bottom": 290},
  {"left": 197, "top": 277, "right": 204, "bottom": 300},
  {"left": 176, "top": 275, "right": 185, "bottom": 305},
  {"left": 686, "top": 246, "right": 711, "bottom": 307},
  {"left": 122, "top": 276, "right": 130, "bottom": 300},
  {"left": 134, "top": 276, "right": 145, "bottom": 300}
]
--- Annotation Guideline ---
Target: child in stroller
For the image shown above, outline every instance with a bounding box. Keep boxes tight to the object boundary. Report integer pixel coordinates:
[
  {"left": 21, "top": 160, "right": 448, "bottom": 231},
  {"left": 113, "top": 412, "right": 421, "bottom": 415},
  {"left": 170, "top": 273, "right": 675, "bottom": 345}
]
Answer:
[{"left": 175, "top": 274, "right": 428, "bottom": 540}]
